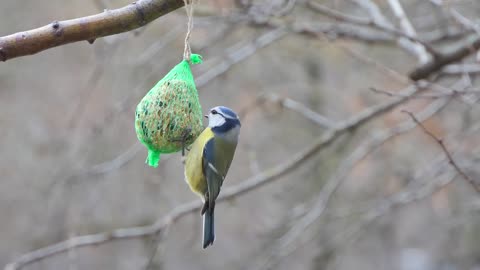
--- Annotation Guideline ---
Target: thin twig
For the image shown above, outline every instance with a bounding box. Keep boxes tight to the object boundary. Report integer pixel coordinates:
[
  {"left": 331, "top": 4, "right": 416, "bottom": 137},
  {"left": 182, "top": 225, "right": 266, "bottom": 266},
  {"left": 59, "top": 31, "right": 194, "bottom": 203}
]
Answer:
[
  {"left": 402, "top": 110, "right": 480, "bottom": 193},
  {"left": 369, "top": 86, "right": 480, "bottom": 99},
  {"left": 307, "top": 2, "right": 370, "bottom": 25},
  {"left": 443, "top": 63, "right": 480, "bottom": 74},
  {"left": 85, "top": 143, "right": 144, "bottom": 175},
  {"left": 195, "top": 27, "right": 288, "bottom": 87},
  {"left": 449, "top": 9, "right": 480, "bottom": 35},
  {"left": 338, "top": 44, "right": 409, "bottom": 83},
  {"left": 259, "top": 93, "right": 336, "bottom": 129},
  {"left": 387, "top": 0, "right": 431, "bottom": 63},
  {"left": 47, "top": 142, "right": 145, "bottom": 193},
  {"left": 296, "top": 21, "right": 395, "bottom": 43}
]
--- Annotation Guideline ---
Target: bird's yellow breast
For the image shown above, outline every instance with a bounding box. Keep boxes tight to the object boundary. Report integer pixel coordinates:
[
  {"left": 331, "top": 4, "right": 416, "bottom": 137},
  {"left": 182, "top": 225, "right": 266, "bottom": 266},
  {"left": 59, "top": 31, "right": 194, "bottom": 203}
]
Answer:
[{"left": 184, "top": 128, "right": 214, "bottom": 198}]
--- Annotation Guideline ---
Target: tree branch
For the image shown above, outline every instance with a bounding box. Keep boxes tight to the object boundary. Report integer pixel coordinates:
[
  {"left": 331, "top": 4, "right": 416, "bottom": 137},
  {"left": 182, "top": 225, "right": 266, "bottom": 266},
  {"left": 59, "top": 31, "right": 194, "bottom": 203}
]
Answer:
[
  {"left": 258, "top": 92, "right": 337, "bottom": 129},
  {"left": 387, "top": 0, "right": 430, "bottom": 63},
  {"left": 0, "top": 0, "right": 184, "bottom": 62},
  {"left": 409, "top": 35, "right": 480, "bottom": 80},
  {"left": 443, "top": 63, "right": 480, "bottom": 74}
]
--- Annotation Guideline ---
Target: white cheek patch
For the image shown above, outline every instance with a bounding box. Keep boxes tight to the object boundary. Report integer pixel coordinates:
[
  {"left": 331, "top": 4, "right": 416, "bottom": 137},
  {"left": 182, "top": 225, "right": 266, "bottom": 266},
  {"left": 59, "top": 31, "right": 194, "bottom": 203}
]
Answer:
[{"left": 208, "top": 114, "right": 226, "bottom": 128}]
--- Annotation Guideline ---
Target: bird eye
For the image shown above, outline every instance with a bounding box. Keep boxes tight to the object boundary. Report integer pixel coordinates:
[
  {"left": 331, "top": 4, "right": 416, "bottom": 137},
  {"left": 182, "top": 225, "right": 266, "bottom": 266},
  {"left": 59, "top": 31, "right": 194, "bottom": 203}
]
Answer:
[{"left": 211, "top": 110, "right": 218, "bottom": 114}]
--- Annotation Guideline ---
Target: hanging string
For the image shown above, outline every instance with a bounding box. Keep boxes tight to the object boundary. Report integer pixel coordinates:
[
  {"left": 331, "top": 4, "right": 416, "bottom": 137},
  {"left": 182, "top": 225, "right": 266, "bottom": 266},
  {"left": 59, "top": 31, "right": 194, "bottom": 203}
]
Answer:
[{"left": 183, "top": 0, "right": 195, "bottom": 62}]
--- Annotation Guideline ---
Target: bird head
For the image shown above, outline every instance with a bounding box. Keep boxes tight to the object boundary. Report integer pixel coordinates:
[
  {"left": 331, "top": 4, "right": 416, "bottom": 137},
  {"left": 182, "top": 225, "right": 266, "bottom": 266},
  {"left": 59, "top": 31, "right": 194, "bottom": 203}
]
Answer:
[{"left": 205, "top": 106, "right": 241, "bottom": 135}]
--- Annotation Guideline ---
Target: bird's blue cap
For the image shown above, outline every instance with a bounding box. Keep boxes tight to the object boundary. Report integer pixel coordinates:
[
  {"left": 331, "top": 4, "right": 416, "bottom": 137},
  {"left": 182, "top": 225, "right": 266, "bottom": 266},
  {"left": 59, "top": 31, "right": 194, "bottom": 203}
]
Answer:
[{"left": 215, "top": 106, "right": 239, "bottom": 120}]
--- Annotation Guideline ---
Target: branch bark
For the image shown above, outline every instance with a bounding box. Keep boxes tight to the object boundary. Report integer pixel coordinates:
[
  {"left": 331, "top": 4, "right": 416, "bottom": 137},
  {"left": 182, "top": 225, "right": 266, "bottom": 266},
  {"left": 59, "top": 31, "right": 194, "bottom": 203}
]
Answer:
[
  {"left": 0, "top": 0, "right": 184, "bottom": 62},
  {"left": 387, "top": 0, "right": 430, "bottom": 64},
  {"left": 409, "top": 35, "right": 480, "bottom": 80}
]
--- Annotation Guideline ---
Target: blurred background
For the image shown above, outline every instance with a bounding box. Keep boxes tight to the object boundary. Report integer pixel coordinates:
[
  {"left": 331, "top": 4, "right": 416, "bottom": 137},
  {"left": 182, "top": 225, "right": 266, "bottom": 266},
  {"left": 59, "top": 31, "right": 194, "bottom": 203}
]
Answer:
[{"left": 1, "top": 0, "right": 480, "bottom": 269}]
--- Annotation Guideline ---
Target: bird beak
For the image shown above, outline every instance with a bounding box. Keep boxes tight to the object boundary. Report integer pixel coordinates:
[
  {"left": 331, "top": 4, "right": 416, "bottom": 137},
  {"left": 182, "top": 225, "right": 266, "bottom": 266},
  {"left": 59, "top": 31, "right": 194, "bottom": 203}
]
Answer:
[{"left": 204, "top": 114, "right": 209, "bottom": 119}]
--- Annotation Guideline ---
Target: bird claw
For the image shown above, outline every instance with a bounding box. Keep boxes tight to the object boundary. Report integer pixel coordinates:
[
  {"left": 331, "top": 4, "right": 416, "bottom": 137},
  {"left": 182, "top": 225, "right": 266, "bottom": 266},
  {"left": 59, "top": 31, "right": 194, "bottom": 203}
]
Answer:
[{"left": 169, "top": 127, "right": 193, "bottom": 156}]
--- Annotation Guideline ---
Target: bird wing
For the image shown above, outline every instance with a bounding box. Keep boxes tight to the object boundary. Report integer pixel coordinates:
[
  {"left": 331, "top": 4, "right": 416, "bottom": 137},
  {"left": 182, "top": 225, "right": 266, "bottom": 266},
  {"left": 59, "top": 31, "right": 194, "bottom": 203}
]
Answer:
[{"left": 202, "top": 138, "right": 225, "bottom": 211}]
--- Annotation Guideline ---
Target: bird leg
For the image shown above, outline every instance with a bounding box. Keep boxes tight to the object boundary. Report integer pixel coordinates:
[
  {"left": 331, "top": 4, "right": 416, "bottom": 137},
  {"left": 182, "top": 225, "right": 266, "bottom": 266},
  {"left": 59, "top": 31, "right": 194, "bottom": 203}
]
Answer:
[
  {"left": 169, "top": 127, "right": 193, "bottom": 156},
  {"left": 201, "top": 195, "right": 215, "bottom": 215}
]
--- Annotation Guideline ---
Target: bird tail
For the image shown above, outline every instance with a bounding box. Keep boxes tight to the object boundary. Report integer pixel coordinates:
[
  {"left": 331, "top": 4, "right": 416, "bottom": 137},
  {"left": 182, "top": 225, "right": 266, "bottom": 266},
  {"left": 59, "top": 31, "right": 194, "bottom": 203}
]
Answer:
[{"left": 202, "top": 207, "right": 215, "bottom": 249}]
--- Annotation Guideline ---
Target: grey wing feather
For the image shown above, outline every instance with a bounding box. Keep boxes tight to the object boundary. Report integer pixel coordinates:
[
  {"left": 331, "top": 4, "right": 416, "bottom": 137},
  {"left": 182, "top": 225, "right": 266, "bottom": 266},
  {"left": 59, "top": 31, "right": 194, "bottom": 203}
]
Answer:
[{"left": 203, "top": 139, "right": 224, "bottom": 210}]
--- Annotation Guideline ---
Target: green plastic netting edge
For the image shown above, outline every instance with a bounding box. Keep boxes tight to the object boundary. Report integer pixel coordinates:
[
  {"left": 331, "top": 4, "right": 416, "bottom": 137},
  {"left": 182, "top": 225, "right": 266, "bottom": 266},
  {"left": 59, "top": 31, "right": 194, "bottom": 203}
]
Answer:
[{"left": 143, "top": 53, "right": 203, "bottom": 168}]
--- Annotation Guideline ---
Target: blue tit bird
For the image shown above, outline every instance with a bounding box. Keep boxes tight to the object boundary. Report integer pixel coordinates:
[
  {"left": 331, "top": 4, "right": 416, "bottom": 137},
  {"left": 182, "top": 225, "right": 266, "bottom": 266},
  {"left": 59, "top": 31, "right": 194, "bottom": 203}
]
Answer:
[{"left": 184, "top": 106, "right": 241, "bottom": 249}]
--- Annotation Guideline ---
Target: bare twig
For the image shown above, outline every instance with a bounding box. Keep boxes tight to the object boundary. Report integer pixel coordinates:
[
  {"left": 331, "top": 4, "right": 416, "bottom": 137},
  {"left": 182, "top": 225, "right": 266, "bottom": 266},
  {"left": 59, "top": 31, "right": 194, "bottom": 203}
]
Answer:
[
  {"left": 131, "top": 24, "right": 183, "bottom": 66},
  {"left": 47, "top": 142, "right": 145, "bottom": 193},
  {"left": 274, "top": 0, "right": 297, "bottom": 16},
  {"left": 338, "top": 44, "right": 409, "bottom": 83},
  {"left": 408, "top": 2, "right": 480, "bottom": 80},
  {"left": 451, "top": 10, "right": 480, "bottom": 34},
  {"left": 346, "top": 0, "right": 437, "bottom": 61},
  {"left": 259, "top": 93, "right": 337, "bottom": 129},
  {"left": 409, "top": 35, "right": 480, "bottom": 80},
  {"left": 84, "top": 143, "right": 144, "bottom": 176},
  {"left": 387, "top": 0, "right": 430, "bottom": 63},
  {"left": 0, "top": 0, "right": 185, "bottom": 61},
  {"left": 369, "top": 86, "right": 479, "bottom": 99},
  {"left": 195, "top": 27, "right": 288, "bottom": 87},
  {"left": 421, "top": 27, "right": 470, "bottom": 43},
  {"left": 370, "top": 87, "right": 438, "bottom": 98},
  {"left": 402, "top": 110, "right": 480, "bottom": 192},
  {"left": 292, "top": 21, "right": 395, "bottom": 44},
  {"left": 307, "top": 2, "right": 370, "bottom": 25},
  {"left": 349, "top": 0, "right": 390, "bottom": 26},
  {"left": 4, "top": 81, "right": 424, "bottom": 270},
  {"left": 443, "top": 63, "right": 480, "bottom": 74}
]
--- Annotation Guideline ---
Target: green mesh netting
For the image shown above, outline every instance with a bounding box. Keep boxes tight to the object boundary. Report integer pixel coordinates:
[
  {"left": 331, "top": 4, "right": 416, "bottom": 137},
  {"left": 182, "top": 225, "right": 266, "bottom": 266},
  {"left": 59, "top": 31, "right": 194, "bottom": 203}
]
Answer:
[{"left": 135, "top": 54, "right": 203, "bottom": 167}]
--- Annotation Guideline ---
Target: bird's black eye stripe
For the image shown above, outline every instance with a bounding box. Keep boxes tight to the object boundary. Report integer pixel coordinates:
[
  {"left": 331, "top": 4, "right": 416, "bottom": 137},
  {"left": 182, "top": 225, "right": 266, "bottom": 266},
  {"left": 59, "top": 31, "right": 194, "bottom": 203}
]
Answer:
[{"left": 211, "top": 110, "right": 218, "bottom": 114}]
